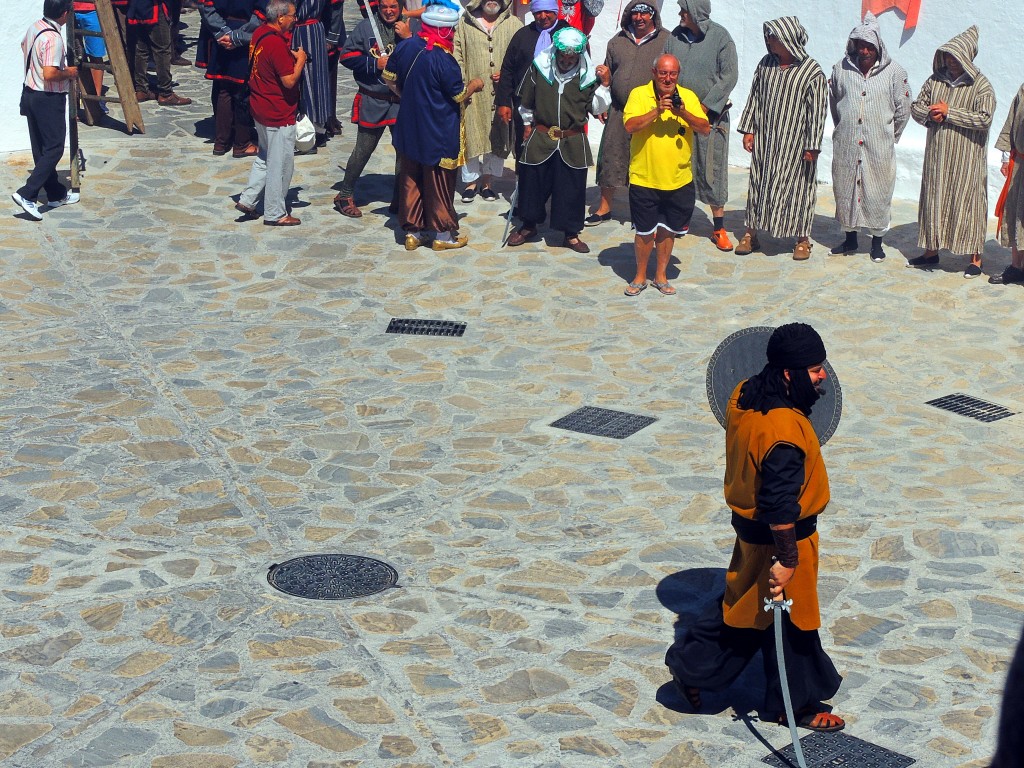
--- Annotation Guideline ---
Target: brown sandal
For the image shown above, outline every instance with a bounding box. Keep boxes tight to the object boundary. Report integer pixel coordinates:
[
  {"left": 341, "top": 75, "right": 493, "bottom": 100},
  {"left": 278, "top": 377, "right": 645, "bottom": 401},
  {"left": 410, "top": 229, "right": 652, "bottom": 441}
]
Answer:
[
  {"left": 334, "top": 196, "right": 362, "bottom": 218},
  {"left": 735, "top": 232, "right": 761, "bottom": 255}
]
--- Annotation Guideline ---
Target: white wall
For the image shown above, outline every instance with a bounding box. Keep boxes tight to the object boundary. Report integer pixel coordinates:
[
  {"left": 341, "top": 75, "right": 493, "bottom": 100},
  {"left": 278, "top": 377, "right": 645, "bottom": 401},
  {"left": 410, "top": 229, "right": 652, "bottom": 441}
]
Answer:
[
  {"left": 4, "top": 0, "right": 1021, "bottom": 205},
  {"left": 584, "top": 0, "right": 1020, "bottom": 205},
  {"left": 3, "top": 4, "right": 51, "bottom": 154}
]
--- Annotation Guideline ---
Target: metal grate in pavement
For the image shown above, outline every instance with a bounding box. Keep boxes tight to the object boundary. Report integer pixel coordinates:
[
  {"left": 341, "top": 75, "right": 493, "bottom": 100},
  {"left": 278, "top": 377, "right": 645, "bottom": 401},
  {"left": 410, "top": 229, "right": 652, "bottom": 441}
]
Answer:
[
  {"left": 925, "top": 393, "right": 1016, "bottom": 423},
  {"left": 386, "top": 318, "right": 466, "bottom": 337},
  {"left": 762, "top": 731, "right": 915, "bottom": 768},
  {"left": 550, "top": 406, "right": 656, "bottom": 439},
  {"left": 267, "top": 554, "right": 399, "bottom": 600}
]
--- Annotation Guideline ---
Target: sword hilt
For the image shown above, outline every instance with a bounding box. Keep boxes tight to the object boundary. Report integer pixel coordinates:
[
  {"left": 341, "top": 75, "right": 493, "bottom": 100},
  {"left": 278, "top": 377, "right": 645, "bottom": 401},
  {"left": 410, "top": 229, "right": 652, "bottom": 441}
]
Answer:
[{"left": 764, "top": 596, "right": 793, "bottom": 613}]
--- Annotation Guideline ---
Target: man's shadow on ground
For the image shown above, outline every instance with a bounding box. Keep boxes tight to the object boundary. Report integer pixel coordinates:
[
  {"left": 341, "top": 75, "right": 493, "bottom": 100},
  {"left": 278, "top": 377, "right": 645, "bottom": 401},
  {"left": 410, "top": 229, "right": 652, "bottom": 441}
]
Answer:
[{"left": 654, "top": 567, "right": 766, "bottom": 719}]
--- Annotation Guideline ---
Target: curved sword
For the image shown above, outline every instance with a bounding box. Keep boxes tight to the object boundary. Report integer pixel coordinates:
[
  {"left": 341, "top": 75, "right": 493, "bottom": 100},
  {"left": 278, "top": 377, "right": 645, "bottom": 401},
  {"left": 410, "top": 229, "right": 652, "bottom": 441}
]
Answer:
[{"left": 764, "top": 594, "right": 808, "bottom": 768}]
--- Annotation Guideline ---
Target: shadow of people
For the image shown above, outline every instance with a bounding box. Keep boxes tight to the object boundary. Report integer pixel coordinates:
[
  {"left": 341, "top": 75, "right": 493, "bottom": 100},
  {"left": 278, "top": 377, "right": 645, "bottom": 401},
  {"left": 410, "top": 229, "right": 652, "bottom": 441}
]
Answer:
[
  {"left": 655, "top": 567, "right": 768, "bottom": 718},
  {"left": 886, "top": 221, "right": 1011, "bottom": 278},
  {"left": 192, "top": 115, "right": 216, "bottom": 142},
  {"left": 596, "top": 239, "right": 683, "bottom": 286}
]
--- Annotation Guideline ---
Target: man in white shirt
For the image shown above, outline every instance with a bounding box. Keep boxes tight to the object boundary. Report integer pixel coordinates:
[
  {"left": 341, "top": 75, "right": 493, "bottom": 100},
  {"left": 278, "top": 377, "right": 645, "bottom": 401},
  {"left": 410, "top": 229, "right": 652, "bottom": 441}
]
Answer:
[{"left": 13, "top": 0, "right": 81, "bottom": 221}]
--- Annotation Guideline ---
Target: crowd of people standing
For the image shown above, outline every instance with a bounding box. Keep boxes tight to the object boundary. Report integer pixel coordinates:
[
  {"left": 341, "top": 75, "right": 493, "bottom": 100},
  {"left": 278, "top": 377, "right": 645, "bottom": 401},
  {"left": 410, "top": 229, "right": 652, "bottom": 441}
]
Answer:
[{"left": 13, "top": 0, "right": 1024, "bottom": 286}]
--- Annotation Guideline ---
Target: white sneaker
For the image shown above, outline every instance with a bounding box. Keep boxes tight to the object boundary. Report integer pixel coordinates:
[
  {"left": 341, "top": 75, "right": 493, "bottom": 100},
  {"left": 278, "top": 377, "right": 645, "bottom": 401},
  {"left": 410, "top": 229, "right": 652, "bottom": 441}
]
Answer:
[
  {"left": 48, "top": 191, "right": 80, "bottom": 208},
  {"left": 12, "top": 192, "right": 43, "bottom": 221}
]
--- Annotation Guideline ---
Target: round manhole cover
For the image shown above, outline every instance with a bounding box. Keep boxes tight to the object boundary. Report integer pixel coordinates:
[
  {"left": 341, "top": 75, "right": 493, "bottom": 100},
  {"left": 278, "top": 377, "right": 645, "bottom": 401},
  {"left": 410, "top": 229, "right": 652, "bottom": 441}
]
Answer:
[{"left": 267, "top": 554, "right": 399, "bottom": 600}]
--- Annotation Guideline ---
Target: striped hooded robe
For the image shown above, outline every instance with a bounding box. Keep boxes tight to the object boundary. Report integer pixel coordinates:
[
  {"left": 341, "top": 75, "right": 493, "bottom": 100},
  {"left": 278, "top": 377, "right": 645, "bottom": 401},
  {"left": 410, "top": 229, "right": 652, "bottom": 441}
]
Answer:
[
  {"left": 911, "top": 26, "right": 995, "bottom": 255},
  {"left": 291, "top": 0, "right": 331, "bottom": 126},
  {"left": 829, "top": 12, "right": 910, "bottom": 233},
  {"left": 995, "top": 84, "right": 1024, "bottom": 248},
  {"left": 737, "top": 16, "right": 827, "bottom": 238}
]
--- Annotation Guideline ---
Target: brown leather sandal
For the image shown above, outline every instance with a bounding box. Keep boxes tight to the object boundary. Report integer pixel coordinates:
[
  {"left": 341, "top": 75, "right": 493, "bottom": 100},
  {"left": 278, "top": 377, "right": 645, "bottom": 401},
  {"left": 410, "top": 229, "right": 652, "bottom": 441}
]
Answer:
[
  {"left": 735, "top": 232, "right": 761, "bottom": 255},
  {"left": 334, "top": 195, "right": 362, "bottom": 218}
]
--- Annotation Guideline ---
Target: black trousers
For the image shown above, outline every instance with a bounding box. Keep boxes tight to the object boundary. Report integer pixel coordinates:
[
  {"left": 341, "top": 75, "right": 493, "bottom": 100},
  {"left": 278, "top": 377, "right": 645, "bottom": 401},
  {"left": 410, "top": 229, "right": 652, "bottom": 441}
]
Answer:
[
  {"left": 212, "top": 80, "right": 253, "bottom": 151},
  {"left": 665, "top": 595, "right": 842, "bottom": 719},
  {"left": 18, "top": 90, "right": 68, "bottom": 203},
  {"left": 518, "top": 154, "right": 586, "bottom": 236},
  {"left": 131, "top": 12, "right": 173, "bottom": 96}
]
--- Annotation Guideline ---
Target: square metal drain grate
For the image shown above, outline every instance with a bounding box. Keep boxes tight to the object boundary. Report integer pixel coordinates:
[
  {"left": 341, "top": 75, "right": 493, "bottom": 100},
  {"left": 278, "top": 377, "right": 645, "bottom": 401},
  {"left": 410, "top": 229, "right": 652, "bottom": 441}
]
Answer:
[
  {"left": 550, "top": 406, "right": 656, "bottom": 439},
  {"left": 925, "top": 393, "right": 1016, "bottom": 423},
  {"left": 386, "top": 318, "right": 466, "bottom": 337},
  {"left": 762, "top": 731, "right": 915, "bottom": 768}
]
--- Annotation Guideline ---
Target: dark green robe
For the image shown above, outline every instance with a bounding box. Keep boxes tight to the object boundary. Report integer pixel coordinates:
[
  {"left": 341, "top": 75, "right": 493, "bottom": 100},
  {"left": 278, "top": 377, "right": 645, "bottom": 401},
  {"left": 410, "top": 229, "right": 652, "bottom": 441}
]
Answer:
[{"left": 518, "top": 68, "right": 600, "bottom": 169}]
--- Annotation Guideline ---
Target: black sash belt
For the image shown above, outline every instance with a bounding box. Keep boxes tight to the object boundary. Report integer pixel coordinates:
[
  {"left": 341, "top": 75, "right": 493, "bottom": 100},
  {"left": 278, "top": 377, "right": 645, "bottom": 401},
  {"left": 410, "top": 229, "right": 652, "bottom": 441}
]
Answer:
[{"left": 731, "top": 512, "right": 817, "bottom": 546}]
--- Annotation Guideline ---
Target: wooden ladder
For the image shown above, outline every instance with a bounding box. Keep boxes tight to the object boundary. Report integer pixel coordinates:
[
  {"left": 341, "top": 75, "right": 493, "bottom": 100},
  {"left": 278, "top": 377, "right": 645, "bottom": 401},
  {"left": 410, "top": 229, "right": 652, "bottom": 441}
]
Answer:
[{"left": 68, "top": 0, "right": 145, "bottom": 135}]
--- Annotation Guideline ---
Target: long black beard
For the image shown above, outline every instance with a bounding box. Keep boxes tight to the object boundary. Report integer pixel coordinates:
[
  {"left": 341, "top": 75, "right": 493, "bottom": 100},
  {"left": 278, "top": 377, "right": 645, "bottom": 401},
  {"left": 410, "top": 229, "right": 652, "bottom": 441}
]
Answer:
[
  {"left": 786, "top": 368, "right": 823, "bottom": 416},
  {"left": 737, "top": 365, "right": 822, "bottom": 416}
]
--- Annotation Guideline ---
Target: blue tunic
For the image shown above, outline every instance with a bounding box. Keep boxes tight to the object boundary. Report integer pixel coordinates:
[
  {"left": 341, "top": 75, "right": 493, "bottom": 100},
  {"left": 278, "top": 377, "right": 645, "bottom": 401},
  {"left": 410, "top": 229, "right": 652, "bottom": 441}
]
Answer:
[{"left": 384, "top": 36, "right": 466, "bottom": 168}]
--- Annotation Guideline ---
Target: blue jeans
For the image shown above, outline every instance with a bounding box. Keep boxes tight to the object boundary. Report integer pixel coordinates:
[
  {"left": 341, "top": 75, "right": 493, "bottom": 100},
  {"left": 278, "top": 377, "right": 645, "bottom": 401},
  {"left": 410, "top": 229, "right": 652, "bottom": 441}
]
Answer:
[{"left": 240, "top": 121, "right": 296, "bottom": 221}]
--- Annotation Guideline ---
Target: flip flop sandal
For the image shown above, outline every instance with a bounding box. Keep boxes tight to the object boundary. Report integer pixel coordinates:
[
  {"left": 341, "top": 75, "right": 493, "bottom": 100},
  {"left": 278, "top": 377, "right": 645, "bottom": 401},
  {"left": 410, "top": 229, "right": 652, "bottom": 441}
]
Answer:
[
  {"left": 652, "top": 281, "right": 676, "bottom": 295},
  {"left": 624, "top": 281, "right": 647, "bottom": 296}
]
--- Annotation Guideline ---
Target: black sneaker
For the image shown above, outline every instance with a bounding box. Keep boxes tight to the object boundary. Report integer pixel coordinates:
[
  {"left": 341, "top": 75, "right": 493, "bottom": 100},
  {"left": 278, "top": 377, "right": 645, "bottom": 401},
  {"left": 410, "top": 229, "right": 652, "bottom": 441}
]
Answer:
[
  {"left": 989, "top": 265, "right": 1024, "bottom": 284},
  {"left": 964, "top": 263, "right": 983, "bottom": 279},
  {"left": 870, "top": 245, "right": 886, "bottom": 262},
  {"left": 584, "top": 212, "right": 612, "bottom": 226},
  {"left": 907, "top": 254, "right": 939, "bottom": 268}
]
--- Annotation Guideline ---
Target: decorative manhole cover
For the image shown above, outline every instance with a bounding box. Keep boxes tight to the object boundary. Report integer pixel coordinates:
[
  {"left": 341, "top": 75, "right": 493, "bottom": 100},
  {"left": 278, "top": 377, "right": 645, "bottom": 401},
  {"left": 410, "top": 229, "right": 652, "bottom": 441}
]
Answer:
[
  {"left": 267, "top": 554, "right": 399, "bottom": 600},
  {"left": 550, "top": 406, "right": 656, "bottom": 439},
  {"left": 386, "top": 318, "right": 466, "bottom": 337},
  {"left": 925, "top": 393, "right": 1016, "bottom": 423},
  {"left": 761, "top": 731, "right": 915, "bottom": 768}
]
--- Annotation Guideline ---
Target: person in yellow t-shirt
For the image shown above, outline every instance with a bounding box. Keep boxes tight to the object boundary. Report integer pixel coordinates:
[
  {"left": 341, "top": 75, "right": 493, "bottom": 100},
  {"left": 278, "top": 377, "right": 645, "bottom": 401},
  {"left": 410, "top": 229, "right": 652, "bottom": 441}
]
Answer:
[{"left": 621, "top": 54, "right": 709, "bottom": 296}]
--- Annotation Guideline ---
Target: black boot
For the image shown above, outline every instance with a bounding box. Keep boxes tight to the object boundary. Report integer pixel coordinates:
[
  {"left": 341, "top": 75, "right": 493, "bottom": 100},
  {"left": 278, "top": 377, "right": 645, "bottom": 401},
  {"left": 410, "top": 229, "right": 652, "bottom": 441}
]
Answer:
[
  {"left": 870, "top": 236, "right": 885, "bottom": 262},
  {"left": 830, "top": 231, "right": 858, "bottom": 255}
]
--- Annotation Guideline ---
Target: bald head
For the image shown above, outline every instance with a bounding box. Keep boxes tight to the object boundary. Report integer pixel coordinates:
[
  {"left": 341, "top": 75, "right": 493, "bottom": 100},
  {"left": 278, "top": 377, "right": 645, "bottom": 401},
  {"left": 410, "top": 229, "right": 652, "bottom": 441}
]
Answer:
[{"left": 652, "top": 54, "right": 680, "bottom": 96}]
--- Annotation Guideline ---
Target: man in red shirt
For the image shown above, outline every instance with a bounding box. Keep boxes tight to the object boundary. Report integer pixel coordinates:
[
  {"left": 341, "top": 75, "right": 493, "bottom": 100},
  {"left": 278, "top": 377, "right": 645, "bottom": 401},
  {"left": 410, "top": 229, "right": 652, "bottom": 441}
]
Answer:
[{"left": 236, "top": 0, "right": 307, "bottom": 225}]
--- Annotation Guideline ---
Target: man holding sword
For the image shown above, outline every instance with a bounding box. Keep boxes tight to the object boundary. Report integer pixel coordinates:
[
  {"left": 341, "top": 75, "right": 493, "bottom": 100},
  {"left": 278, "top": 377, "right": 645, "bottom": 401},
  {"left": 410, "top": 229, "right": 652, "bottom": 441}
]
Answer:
[{"left": 665, "top": 323, "right": 846, "bottom": 734}]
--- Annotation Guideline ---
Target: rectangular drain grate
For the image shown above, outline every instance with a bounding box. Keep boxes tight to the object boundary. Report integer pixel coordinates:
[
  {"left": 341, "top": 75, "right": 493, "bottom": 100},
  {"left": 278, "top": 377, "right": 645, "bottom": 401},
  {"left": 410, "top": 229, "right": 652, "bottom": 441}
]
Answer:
[
  {"left": 762, "top": 731, "right": 915, "bottom": 768},
  {"left": 925, "top": 393, "right": 1016, "bottom": 423},
  {"left": 386, "top": 318, "right": 466, "bottom": 337},
  {"left": 550, "top": 406, "right": 656, "bottom": 440}
]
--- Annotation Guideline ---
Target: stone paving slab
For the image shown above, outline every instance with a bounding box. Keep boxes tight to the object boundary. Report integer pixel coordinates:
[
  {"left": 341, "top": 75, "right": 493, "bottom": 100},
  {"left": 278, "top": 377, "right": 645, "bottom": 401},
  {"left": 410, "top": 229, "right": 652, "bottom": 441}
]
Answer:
[{"left": 1, "top": 6, "right": 1022, "bottom": 767}]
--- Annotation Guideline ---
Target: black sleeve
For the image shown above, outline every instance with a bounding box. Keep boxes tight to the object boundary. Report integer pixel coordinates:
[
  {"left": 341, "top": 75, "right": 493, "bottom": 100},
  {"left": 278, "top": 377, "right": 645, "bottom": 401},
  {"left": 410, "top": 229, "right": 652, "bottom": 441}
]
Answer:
[
  {"left": 496, "top": 36, "right": 524, "bottom": 107},
  {"left": 755, "top": 443, "right": 804, "bottom": 526}
]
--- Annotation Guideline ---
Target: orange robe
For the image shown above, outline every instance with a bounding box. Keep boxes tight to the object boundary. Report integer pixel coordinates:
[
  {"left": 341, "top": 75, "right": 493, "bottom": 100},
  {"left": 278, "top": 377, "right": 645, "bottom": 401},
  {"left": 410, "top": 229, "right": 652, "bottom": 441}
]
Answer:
[{"left": 721, "top": 381, "right": 830, "bottom": 631}]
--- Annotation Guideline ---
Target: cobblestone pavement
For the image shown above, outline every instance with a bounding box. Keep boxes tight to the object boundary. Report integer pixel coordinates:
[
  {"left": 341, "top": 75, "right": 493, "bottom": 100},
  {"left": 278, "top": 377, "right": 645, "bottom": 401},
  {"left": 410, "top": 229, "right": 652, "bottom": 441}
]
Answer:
[{"left": 1, "top": 7, "right": 1022, "bottom": 767}]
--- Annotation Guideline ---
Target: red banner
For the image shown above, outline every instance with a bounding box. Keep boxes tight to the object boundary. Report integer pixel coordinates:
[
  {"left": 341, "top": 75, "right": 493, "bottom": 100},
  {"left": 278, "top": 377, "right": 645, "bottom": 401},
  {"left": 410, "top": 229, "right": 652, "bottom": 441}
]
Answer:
[{"left": 863, "top": 0, "right": 921, "bottom": 30}]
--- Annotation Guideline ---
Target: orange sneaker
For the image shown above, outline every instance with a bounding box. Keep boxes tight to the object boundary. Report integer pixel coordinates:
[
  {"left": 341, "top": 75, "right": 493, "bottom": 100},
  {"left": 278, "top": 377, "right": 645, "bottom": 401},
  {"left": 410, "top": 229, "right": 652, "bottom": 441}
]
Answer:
[{"left": 710, "top": 228, "right": 734, "bottom": 252}]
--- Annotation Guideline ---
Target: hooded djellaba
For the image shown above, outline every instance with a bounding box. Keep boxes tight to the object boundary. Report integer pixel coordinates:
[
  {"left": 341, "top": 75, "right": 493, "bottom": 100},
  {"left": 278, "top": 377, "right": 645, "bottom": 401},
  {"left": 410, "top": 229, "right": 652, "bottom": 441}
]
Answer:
[
  {"left": 737, "top": 16, "right": 828, "bottom": 240},
  {"left": 594, "top": 0, "right": 669, "bottom": 190},
  {"left": 453, "top": 0, "right": 523, "bottom": 164},
  {"left": 992, "top": 80, "right": 1024, "bottom": 285},
  {"left": 663, "top": 0, "right": 738, "bottom": 213},
  {"left": 828, "top": 12, "right": 911, "bottom": 241},
  {"left": 910, "top": 26, "right": 996, "bottom": 259}
]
